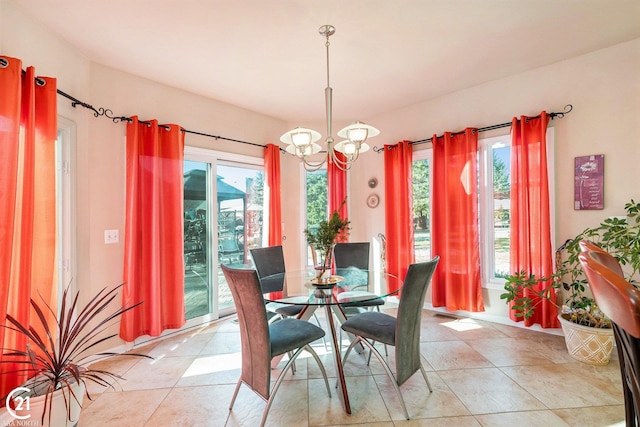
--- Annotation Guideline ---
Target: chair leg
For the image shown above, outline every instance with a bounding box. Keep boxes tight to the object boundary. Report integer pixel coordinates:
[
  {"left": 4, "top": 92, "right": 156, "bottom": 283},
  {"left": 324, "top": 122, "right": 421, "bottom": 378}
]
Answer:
[
  {"left": 262, "top": 344, "right": 331, "bottom": 427},
  {"left": 304, "top": 344, "right": 332, "bottom": 398},
  {"left": 344, "top": 337, "right": 410, "bottom": 420},
  {"left": 312, "top": 312, "right": 330, "bottom": 352},
  {"left": 229, "top": 379, "right": 243, "bottom": 410},
  {"left": 263, "top": 347, "right": 305, "bottom": 426},
  {"left": 419, "top": 362, "right": 433, "bottom": 393}
]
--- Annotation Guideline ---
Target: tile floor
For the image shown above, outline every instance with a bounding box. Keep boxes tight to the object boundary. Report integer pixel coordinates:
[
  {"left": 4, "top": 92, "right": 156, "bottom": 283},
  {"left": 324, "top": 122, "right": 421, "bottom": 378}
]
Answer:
[{"left": 79, "top": 307, "right": 626, "bottom": 427}]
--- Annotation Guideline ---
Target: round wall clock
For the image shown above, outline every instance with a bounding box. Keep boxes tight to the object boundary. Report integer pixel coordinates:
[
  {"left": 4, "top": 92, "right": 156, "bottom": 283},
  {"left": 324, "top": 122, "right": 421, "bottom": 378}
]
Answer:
[{"left": 366, "top": 193, "right": 380, "bottom": 208}]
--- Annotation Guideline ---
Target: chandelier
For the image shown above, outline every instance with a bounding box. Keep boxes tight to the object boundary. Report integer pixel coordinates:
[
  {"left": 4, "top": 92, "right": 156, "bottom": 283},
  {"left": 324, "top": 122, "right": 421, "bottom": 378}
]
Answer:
[{"left": 280, "top": 25, "right": 379, "bottom": 171}]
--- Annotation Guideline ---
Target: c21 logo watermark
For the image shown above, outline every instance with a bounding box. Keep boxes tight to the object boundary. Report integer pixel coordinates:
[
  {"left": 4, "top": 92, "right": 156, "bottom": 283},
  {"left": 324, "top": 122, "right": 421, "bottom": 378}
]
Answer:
[{"left": 5, "top": 387, "right": 31, "bottom": 420}]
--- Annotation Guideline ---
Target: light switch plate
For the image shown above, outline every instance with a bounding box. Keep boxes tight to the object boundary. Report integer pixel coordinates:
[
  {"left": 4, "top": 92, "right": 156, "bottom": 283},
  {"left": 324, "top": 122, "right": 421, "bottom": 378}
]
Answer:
[{"left": 104, "top": 229, "right": 119, "bottom": 244}]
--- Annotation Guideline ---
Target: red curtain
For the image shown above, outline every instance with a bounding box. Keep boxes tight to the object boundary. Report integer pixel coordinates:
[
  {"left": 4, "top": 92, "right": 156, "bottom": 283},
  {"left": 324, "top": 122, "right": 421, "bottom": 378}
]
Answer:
[
  {"left": 510, "top": 112, "right": 557, "bottom": 328},
  {"left": 120, "top": 116, "right": 186, "bottom": 342},
  {"left": 0, "top": 57, "right": 58, "bottom": 398},
  {"left": 432, "top": 129, "right": 484, "bottom": 312},
  {"left": 328, "top": 152, "right": 348, "bottom": 224},
  {"left": 383, "top": 140, "right": 414, "bottom": 290},
  {"left": 264, "top": 144, "right": 282, "bottom": 246}
]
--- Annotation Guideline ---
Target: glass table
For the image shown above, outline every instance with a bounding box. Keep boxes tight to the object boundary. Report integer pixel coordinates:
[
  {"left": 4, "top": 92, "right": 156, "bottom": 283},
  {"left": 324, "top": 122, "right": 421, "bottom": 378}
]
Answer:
[{"left": 261, "top": 268, "right": 402, "bottom": 414}]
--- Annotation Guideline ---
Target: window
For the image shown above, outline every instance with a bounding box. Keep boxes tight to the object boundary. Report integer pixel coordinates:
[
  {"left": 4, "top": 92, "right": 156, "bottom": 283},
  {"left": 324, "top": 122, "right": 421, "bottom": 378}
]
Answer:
[
  {"left": 56, "top": 117, "right": 76, "bottom": 310},
  {"left": 412, "top": 149, "right": 432, "bottom": 263},
  {"left": 481, "top": 128, "right": 555, "bottom": 288},
  {"left": 305, "top": 168, "right": 327, "bottom": 265},
  {"left": 479, "top": 135, "right": 511, "bottom": 287},
  {"left": 183, "top": 147, "right": 264, "bottom": 323}
]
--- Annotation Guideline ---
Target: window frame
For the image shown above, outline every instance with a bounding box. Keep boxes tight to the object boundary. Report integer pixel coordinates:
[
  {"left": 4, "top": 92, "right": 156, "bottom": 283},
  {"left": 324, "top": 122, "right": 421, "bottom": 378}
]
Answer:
[
  {"left": 56, "top": 117, "right": 77, "bottom": 310},
  {"left": 479, "top": 128, "right": 555, "bottom": 290}
]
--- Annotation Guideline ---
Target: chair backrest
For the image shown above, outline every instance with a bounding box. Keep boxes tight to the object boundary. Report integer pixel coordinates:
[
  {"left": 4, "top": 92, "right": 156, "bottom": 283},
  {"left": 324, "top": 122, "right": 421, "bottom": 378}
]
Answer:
[
  {"left": 579, "top": 251, "right": 640, "bottom": 338},
  {"left": 250, "top": 245, "right": 286, "bottom": 293},
  {"left": 333, "top": 242, "right": 370, "bottom": 270},
  {"left": 578, "top": 240, "right": 624, "bottom": 277},
  {"left": 395, "top": 257, "right": 440, "bottom": 385},
  {"left": 220, "top": 264, "right": 271, "bottom": 400}
]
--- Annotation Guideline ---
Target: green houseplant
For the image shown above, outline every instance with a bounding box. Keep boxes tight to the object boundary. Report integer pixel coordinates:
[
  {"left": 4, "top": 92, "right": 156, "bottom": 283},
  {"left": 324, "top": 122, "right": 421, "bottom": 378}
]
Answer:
[
  {"left": 501, "top": 199, "right": 640, "bottom": 364},
  {"left": 304, "top": 201, "right": 350, "bottom": 280},
  {"left": 0, "top": 284, "right": 151, "bottom": 426}
]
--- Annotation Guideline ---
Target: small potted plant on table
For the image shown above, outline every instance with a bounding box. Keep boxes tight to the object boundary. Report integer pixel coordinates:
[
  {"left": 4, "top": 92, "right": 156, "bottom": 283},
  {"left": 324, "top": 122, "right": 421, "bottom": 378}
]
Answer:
[{"left": 304, "top": 201, "right": 350, "bottom": 282}]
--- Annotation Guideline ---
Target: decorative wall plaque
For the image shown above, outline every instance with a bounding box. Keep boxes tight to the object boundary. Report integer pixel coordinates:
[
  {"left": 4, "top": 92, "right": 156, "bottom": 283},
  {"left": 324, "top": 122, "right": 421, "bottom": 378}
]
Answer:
[{"left": 574, "top": 154, "right": 604, "bottom": 210}]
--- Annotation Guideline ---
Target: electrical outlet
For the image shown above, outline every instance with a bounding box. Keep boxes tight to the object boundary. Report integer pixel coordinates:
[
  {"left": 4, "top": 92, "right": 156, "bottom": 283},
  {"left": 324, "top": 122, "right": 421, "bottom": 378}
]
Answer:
[{"left": 104, "top": 229, "right": 119, "bottom": 244}]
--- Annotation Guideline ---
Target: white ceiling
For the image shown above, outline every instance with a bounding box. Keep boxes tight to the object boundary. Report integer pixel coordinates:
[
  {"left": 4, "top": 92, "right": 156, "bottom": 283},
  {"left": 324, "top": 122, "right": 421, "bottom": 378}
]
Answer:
[{"left": 14, "top": 0, "right": 640, "bottom": 124}]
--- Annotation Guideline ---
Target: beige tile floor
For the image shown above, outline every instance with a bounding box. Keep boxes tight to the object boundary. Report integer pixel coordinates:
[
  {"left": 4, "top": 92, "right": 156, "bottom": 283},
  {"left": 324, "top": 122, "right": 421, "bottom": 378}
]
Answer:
[{"left": 79, "top": 308, "right": 626, "bottom": 427}]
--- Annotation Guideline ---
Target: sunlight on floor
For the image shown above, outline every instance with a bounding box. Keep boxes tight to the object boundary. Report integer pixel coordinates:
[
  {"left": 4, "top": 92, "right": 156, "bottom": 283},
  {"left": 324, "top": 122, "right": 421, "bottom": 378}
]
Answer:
[
  {"left": 442, "top": 318, "right": 484, "bottom": 332},
  {"left": 182, "top": 353, "right": 242, "bottom": 377}
]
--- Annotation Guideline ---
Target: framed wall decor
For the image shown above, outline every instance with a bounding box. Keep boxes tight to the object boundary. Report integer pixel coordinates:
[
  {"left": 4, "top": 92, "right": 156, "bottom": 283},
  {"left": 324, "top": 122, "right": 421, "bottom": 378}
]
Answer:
[{"left": 574, "top": 154, "right": 604, "bottom": 210}]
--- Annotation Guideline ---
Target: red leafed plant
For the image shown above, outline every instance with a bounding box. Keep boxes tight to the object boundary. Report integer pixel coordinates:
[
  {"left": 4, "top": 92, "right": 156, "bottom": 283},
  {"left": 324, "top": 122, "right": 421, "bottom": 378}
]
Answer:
[{"left": 1, "top": 284, "right": 151, "bottom": 425}]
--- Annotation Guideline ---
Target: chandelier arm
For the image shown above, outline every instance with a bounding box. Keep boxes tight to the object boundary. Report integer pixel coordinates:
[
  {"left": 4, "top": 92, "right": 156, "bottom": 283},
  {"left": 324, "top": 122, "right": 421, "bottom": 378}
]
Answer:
[
  {"left": 280, "top": 25, "right": 378, "bottom": 172},
  {"left": 300, "top": 155, "right": 328, "bottom": 172},
  {"left": 329, "top": 148, "right": 354, "bottom": 171}
]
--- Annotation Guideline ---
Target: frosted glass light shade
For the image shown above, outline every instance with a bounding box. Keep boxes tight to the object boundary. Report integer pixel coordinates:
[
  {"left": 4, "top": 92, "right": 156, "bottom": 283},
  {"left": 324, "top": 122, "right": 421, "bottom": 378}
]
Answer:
[
  {"left": 280, "top": 127, "right": 322, "bottom": 146},
  {"left": 337, "top": 121, "right": 380, "bottom": 143},
  {"left": 334, "top": 140, "right": 370, "bottom": 155},
  {"left": 285, "top": 142, "right": 322, "bottom": 157}
]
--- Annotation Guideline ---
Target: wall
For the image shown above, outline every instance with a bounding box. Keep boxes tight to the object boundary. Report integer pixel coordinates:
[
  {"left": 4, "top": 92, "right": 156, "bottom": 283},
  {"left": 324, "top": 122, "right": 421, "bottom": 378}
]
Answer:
[
  {"left": 4, "top": 0, "right": 640, "bottom": 338},
  {"left": 283, "top": 38, "right": 639, "bottom": 323},
  {"left": 344, "top": 37, "right": 640, "bottom": 321},
  {"left": 1, "top": 1, "right": 287, "bottom": 350}
]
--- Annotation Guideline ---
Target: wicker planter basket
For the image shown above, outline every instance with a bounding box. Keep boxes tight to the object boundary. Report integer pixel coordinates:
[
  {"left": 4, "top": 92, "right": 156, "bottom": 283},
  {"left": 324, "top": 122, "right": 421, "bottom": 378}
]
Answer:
[{"left": 558, "top": 313, "right": 614, "bottom": 365}]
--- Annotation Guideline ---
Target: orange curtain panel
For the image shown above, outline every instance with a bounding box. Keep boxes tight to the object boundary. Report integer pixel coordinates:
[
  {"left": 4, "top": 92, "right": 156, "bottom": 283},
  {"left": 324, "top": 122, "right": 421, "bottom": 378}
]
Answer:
[
  {"left": 0, "top": 57, "right": 58, "bottom": 398},
  {"left": 431, "top": 129, "right": 484, "bottom": 312},
  {"left": 509, "top": 112, "right": 557, "bottom": 328},
  {"left": 264, "top": 144, "right": 282, "bottom": 246},
  {"left": 328, "top": 152, "right": 348, "bottom": 224},
  {"left": 120, "top": 117, "right": 186, "bottom": 342},
  {"left": 383, "top": 140, "right": 414, "bottom": 290}
]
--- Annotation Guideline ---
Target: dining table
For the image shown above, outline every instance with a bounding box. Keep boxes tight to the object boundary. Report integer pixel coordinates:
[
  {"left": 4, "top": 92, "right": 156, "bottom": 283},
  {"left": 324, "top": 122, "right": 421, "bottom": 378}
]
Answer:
[{"left": 260, "top": 267, "right": 403, "bottom": 414}]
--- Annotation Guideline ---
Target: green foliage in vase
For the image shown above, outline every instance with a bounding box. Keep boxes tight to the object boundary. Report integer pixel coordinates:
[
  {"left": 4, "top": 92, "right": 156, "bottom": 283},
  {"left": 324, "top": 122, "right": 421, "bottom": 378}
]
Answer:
[{"left": 304, "top": 200, "right": 350, "bottom": 268}]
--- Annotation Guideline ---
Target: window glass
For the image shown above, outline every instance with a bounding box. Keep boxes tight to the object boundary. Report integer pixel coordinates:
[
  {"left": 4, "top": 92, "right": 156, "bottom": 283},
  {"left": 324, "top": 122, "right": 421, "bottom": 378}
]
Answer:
[
  {"left": 412, "top": 152, "right": 431, "bottom": 262},
  {"left": 183, "top": 151, "right": 264, "bottom": 322},
  {"left": 305, "top": 169, "right": 327, "bottom": 265},
  {"left": 491, "top": 144, "right": 511, "bottom": 279}
]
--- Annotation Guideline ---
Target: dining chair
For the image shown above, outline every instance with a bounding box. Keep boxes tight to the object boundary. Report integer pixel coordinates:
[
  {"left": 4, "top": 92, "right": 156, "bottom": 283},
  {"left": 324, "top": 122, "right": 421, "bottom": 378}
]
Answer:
[
  {"left": 221, "top": 264, "right": 331, "bottom": 427},
  {"left": 250, "top": 245, "right": 306, "bottom": 320},
  {"left": 579, "top": 250, "right": 640, "bottom": 427},
  {"left": 578, "top": 240, "right": 624, "bottom": 276},
  {"left": 334, "top": 242, "right": 384, "bottom": 311},
  {"left": 333, "top": 242, "right": 388, "bottom": 353},
  {"left": 341, "top": 257, "right": 440, "bottom": 420}
]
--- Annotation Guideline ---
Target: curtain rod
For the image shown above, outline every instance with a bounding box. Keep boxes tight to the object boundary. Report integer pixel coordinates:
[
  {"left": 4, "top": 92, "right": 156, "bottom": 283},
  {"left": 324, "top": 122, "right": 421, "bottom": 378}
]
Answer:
[
  {"left": 372, "top": 104, "right": 573, "bottom": 153},
  {"left": 54, "top": 88, "right": 278, "bottom": 151}
]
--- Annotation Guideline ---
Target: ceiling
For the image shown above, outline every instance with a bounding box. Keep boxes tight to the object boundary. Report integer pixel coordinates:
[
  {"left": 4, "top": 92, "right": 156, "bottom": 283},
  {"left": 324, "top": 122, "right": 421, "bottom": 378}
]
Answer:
[{"left": 14, "top": 0, "right": 640, "bottom": 124}]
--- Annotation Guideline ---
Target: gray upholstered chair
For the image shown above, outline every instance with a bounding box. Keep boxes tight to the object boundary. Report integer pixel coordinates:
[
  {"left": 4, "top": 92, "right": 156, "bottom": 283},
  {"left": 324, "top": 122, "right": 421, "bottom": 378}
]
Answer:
[
  {"left": 250, "top": 245, "right": 305, "bottom": 320},
  {"left": 221, "top": 264, "right": 331, "bottom": 427},
  {"left": 341, "top": 257, "right": 440, "bottom": 419},
  {"left": 334, "top": 242, "right": 384, "bottom": 311}
]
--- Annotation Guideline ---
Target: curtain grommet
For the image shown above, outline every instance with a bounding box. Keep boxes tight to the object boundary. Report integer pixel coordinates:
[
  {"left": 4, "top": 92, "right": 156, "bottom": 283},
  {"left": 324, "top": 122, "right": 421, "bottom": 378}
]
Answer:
[{"left": 0, "top": 58, "right": 8, "bottom": 68}]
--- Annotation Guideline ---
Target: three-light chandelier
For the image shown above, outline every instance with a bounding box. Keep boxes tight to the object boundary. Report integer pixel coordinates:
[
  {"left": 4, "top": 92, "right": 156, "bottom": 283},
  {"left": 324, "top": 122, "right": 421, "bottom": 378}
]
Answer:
[{"left": 280, "top": 25, "right": 379, "bottom": 171}]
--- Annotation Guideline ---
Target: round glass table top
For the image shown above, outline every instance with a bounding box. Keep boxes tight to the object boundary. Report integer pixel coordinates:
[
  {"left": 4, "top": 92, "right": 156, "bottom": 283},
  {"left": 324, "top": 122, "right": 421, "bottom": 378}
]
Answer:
[{"left": 260, "top": 267, "right": 401, "bottom": 306}]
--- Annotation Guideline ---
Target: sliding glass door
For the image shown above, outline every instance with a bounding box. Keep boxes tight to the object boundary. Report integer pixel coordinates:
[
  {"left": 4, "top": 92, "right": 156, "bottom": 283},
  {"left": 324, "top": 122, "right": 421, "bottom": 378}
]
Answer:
[{"left": 183, "top": 148, "right": 264, "bottom": 323}]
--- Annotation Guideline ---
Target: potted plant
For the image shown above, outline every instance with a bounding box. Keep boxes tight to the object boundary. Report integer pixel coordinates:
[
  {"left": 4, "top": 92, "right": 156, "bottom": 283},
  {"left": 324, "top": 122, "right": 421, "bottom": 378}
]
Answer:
[
  {"left": 501, "top": 199, "right": 640, "bottom": 365},
  {"left": 304, "top": 201, "right": 350, "bottom": 281},
  {"left": 0, "top": 284, "right": 151, "bottom": 426}
]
